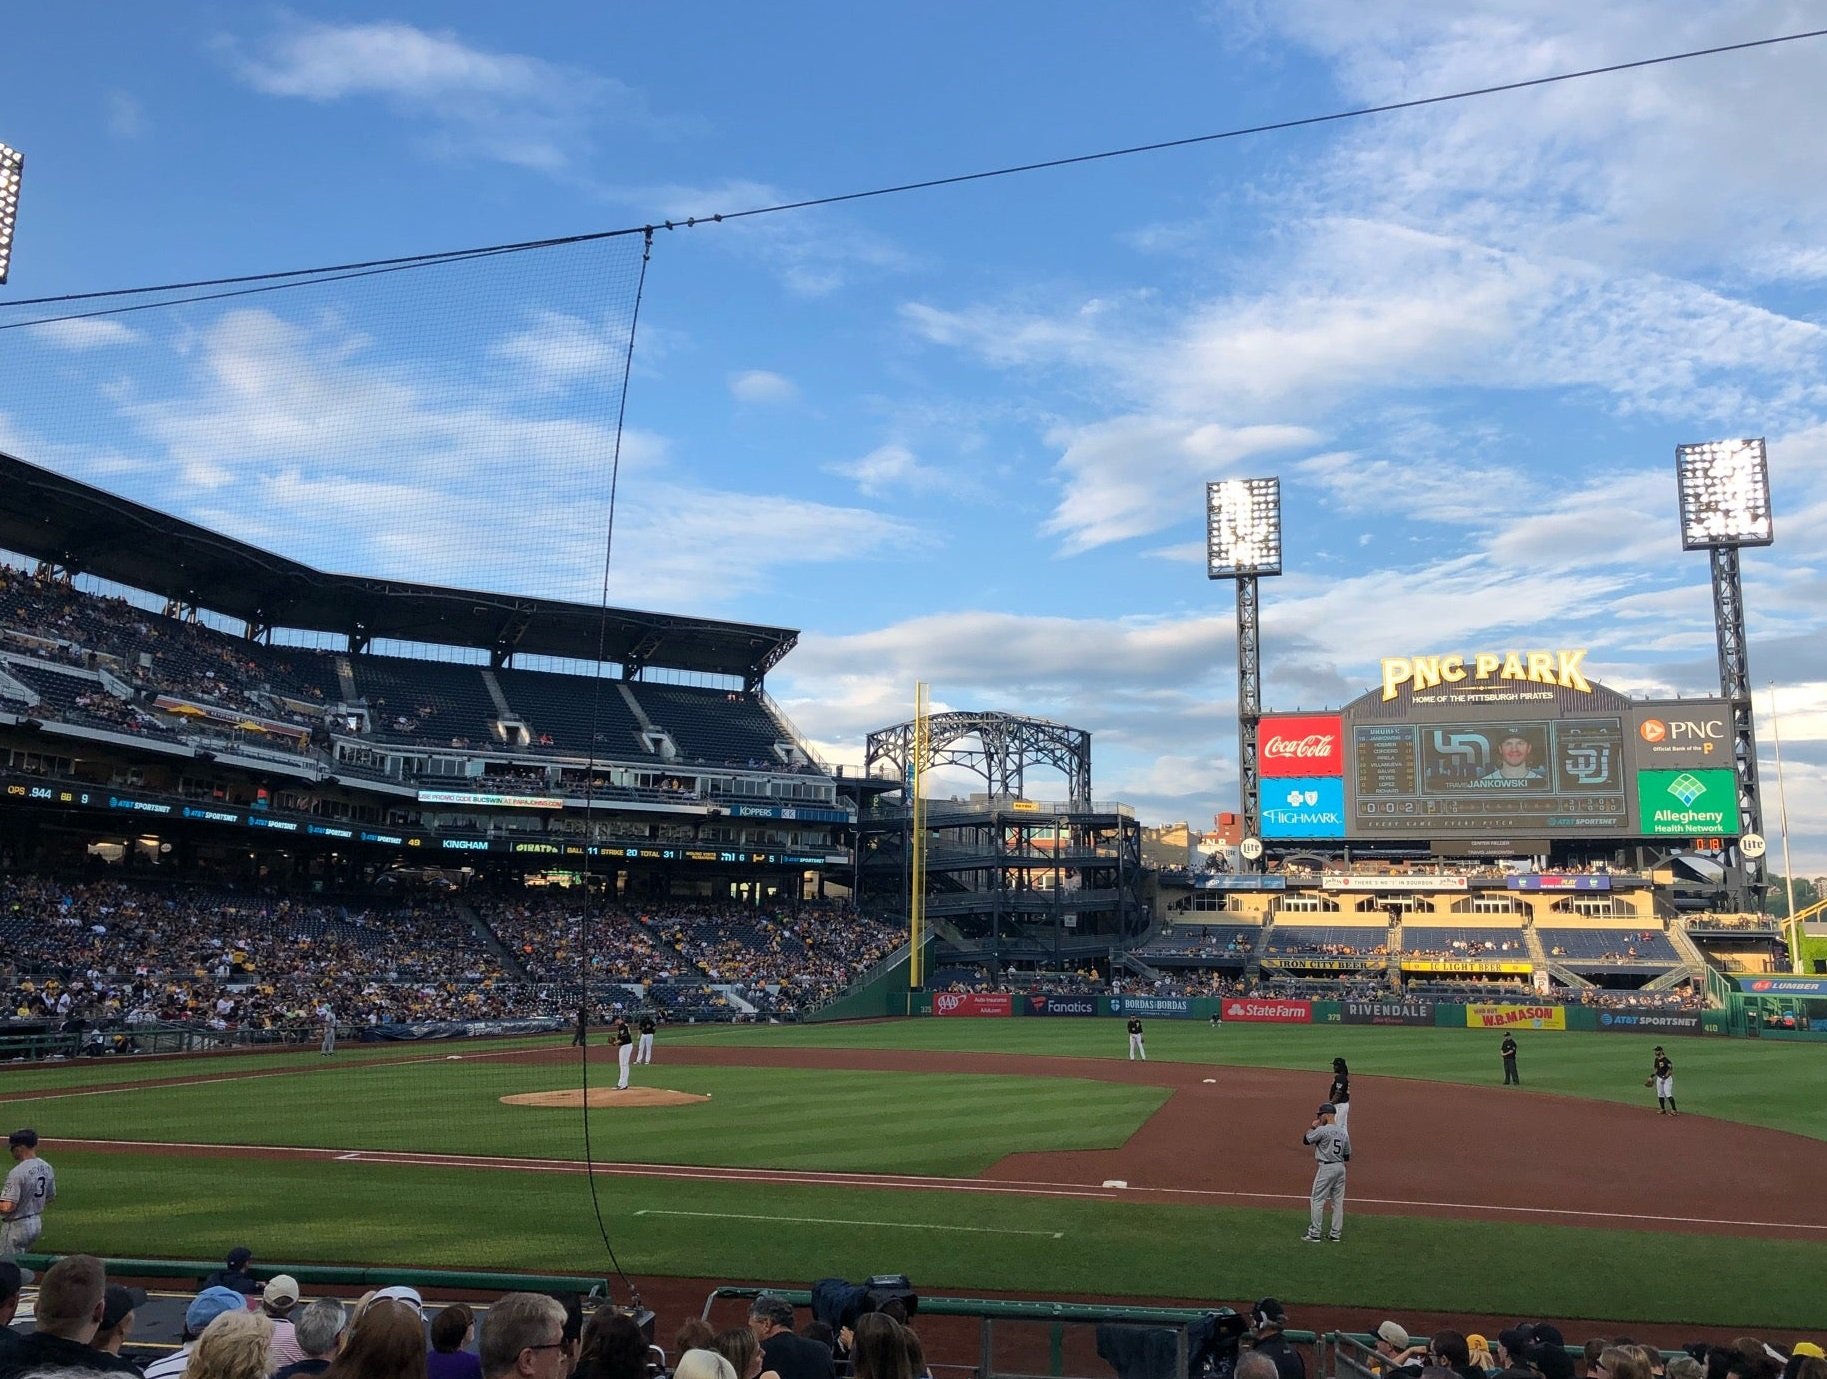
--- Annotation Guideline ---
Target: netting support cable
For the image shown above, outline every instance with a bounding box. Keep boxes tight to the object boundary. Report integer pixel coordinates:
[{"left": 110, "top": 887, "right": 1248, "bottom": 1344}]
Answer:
[{"left": 577, "top": 226, "right": 655, "bottom": 1307}]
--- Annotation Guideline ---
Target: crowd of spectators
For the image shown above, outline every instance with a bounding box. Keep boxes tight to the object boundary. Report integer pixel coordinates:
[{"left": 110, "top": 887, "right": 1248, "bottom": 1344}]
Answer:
[{"left": 1406, "top": 937, "right": 1525, "bottom": 959}]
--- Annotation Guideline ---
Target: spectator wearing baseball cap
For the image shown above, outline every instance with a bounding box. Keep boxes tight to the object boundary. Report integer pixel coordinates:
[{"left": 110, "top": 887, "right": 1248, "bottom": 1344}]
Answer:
[
  {"left": 1375, "top": 1322, "right": 1426, "bottom": 1377},
  {"left": 0, "top": 1253, "right": 140, "bottom": 1379},
  {"left": 1247, "top": 1300, "right": 1305, "bottom": 1379},
  {"left": 145, "top": 1286, "right": 250, "bottom": 1379},
  {"left": 95, "top": 1283, "right": 149, "bottom": 1359},
  {"left": 264, "top": 1274, "right": 305, "bottom": 1370},
  {"left": 204, "top": 1246, "right": 261, "bottom": 1296}
]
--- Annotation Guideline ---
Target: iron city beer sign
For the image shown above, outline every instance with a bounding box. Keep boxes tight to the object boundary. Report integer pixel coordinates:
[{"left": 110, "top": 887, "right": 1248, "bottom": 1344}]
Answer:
[{"left": 1381, "top": 649, "right": 1593, "bottom": 701}]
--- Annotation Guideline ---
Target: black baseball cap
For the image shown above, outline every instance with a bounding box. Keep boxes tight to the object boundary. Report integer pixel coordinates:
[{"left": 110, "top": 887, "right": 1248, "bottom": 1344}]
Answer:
[
  {"left": 7, "top": 1128, "right": 37, "bottom": 1149},
  {"left": 226, "top": 1246, "right": 253, "bottom": 1268},
  {"left": 102, "top": 1285, "right": 149, "bottom": 1330}
]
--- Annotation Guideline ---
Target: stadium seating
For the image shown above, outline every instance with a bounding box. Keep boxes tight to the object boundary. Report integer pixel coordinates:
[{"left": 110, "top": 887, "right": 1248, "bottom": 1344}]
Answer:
[
  {"left": 1263, "top": 924, "right": 1388, "bottom": 956},
  {"left": 1538, "top": 927, "right": 1679, "bottom": 963},
  {"left": 493, "top": 665, "right": 648, "bottom": 755},
  {"left": 1399, "top": 925, "right": 1527, "bottom": 959},
  {"left": 630, "top": 683, "right": 788, "bottom": 765},
  {"left": 347, "top": 655, "right": 502, "bottom": 746}
]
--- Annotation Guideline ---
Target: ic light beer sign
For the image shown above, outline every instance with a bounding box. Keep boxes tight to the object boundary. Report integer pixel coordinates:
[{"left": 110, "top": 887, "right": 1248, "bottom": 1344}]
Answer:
[
  {"left": 1258, "top": 714, "right": 1343, "bottom": 777},
  {"left": 1381, "top": 649, "right": 1592, "bottom": 701}
]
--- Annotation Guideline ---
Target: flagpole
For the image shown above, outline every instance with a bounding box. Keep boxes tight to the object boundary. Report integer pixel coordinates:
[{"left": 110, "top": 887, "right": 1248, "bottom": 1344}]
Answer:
[{"left": 1768, "top": 683, "right": 1800, "bottom": 973}]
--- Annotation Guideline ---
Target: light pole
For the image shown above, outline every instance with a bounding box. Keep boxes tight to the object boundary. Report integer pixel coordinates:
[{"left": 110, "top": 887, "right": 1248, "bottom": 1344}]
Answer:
[
  {"left": 1205, "top": 477, "right": 1283, "bottom": 857},
  {"left": 1675, "top": 438, "right": 1774, "bottom": 910},
  {"left": 0, "top": 141, "right": 24, "bottom": 285}
]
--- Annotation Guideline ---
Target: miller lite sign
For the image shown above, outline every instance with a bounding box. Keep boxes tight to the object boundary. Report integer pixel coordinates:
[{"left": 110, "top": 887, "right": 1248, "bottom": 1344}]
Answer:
[{"left": 1258, "top": 714, "right": 1343, "bottom": 777}]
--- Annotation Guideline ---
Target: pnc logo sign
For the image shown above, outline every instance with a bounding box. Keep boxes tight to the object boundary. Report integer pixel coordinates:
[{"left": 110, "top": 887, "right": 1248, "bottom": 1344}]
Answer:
[
  {"left": 1259, "top": 714, "right": 1344, "bottom": 777},
  {"left": 1639, "top": 716, "right": 1725, "bottom": 754}
]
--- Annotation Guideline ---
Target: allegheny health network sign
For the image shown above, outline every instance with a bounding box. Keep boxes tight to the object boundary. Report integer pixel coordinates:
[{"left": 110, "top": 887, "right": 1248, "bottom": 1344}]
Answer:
[{"left": 1635, "top": 768, "right": 1738, "bottom": 837}]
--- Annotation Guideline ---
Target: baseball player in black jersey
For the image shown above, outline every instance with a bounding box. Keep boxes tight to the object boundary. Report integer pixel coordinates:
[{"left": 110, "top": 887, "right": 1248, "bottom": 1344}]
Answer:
[
  {"left": 1651, "top": 1046, "right": 1676, "bottom": 1115},
  {"left": 614, "top": 1017, "right": 634, "bottom": 1090},
  {"left": 1500, "top": 1034, "right": 1519, "bottom": 1085},
  {"left": 1127, "top": 1016, "right": 1146, "bottom": 1060},
  {"left": 637, "top": 1013, "right": 657, "bottom": 1065},
  {"left": 1328, "top": 1058, "right": 1351, "bottom": 1133}
]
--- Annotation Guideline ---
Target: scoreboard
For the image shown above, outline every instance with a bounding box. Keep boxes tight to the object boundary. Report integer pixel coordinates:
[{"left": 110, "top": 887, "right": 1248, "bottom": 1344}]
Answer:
[{"left": 1256, "top": 648, "right": 1742, "bottom": 844}]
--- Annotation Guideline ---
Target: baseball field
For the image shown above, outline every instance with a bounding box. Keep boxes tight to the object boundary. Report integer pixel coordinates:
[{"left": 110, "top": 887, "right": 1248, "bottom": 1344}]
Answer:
[{"left": 6, "top": 1019, "right": 1826, "bottom": 1332}]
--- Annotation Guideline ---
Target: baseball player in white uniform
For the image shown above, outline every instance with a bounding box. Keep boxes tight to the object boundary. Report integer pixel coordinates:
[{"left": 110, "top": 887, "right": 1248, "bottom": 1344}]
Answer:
[
  {"left": 1127, "top": 1016, "right": 1146, "bottom": 1060},
  {"left": 318, "top": 1003, "right": 336, "bottom": 1056},
  {"left": 637, "top": 1014, "right": 656, "bottom": 1065},
  {"left": 1, "top": 1128, "right": 55, "bottom": 1258},
  {"left": 614, "top": 1017, "right": 634, "bottom": 1090},
  {"left": 1301, "top": 1102, "right": 1351, "bottom": 1243}
]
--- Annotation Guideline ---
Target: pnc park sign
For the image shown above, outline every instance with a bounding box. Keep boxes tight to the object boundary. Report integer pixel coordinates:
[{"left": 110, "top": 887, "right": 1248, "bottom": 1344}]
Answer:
[{"left": 1381, "top": 648, "right": 1592, "bottom": 701}]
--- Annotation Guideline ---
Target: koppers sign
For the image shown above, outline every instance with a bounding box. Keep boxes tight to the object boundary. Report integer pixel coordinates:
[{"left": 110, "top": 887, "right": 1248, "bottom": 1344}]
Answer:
[
  {"left": 1259, "top": 714, "right": 1344, "bottom": 778},
  {"left": 1597, "top": 1010, "right": 1701, "bottom": 1035},
  {"left": 1221, "top": 997, "right": 1312, "bottom": 1024},
  {"left": 1341, "top": 1000, "right": 1435, "bottom": 1026},
  {"left": 1026, "top": 995, "right": 1098, "bottom": 1017},
  {"left": 1465, "top": 1003, "right": 1566, "bottom": 1030},
  {"left": 933, "top": 992, "right": 1012, "bottom": 1018}
]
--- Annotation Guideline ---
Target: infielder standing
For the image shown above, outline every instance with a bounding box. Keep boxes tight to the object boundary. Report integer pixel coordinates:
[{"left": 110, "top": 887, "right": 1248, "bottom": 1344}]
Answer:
[
  {"left": 1328, "top": 1058, "right": 1351, "bottom": 1133},
  {"left": 637, "top": 1013, "right": 656, "bottom": 1065},
  {"left": 1301, "top": 1102, "right": 1350, "bottom": 1243},
  {"left": 614, "top": 1016, "right": 635, "bottom": 1090},
  {"left": 0, "top": 1128, "right": 54, "bottom": 1259},
  {"left": 1651, "top": 1045, "right": 1677, "bottom": 1115},
  {"left": 1127, "top": 1016, "right": 1146, "bottom": 1061},
  {"left": 317, "top": 1003, "right": 336, "bottom": 1056}
]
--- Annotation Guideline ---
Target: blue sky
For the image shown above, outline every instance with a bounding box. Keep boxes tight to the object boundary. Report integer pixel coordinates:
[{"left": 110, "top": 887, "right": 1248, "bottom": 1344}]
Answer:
[{"left": 3, "top": 4, "right": 1826, "bottom": 871}]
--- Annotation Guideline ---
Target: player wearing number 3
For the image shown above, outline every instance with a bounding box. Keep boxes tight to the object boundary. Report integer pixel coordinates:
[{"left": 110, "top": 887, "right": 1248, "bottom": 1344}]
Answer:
[{"left": 0, "top": 1128, "right": 54, "bottom": 1258}]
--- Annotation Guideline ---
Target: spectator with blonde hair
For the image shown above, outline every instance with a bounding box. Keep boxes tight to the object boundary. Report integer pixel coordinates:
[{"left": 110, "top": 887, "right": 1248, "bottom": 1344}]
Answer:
[
  {"left": 675, "top": 1354, "right": 738, "bottom": 1379},
  {"left": 190, "top": 1311, "right": 275, "bottom": 1379},
  {"left": 714, "top": 1328, "right": 779, "bottom": 1379}
]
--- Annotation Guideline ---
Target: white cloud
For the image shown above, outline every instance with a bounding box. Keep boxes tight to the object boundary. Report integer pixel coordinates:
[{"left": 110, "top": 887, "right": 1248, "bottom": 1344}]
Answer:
[
  {"left": 1041, "top": 415, "right": 1316, "bottom": 554},
  {"left": 105, "top": 92, "right": 146, "bottom": 140},
  {"left": 229, "top": 19, "right": 657, "bottom": 173},
  {"left": 26, "top": 319, "right": 140, "bottom": 351},
  {"left": 729, "top": 370, "right": 799, "bottom": 405},
  {"left": 492, "top": 310, "right": 630, "bottom": 392},
  {"left": 824, "top": 444, "right": 948, "bottom": 499}
]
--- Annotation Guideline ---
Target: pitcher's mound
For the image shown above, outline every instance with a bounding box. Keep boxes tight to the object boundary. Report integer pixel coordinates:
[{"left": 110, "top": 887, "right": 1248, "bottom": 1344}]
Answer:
[{"left": 501, "top": 1088, "right": 709, "bottom": 1109}]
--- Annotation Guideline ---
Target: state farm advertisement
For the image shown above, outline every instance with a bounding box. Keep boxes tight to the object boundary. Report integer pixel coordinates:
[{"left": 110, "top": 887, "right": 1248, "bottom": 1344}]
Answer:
[
  {"left": 1258, "top": 715, "right": 1344, "bottom": 778},
  {"left": 1221, "top": 997, "right": 1312, "bottom": 1024},
  {"left": 933, "top": 992, "right": 1013, "bottom": 1018}
]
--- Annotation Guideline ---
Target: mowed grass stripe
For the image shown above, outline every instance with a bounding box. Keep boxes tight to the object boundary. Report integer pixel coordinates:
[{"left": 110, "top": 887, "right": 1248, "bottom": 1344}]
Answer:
[
  {"left": 44, "top": 1149, "right": 1827, "bottom": 1330},
  {"left": 14, "top": 1066, "right": 1168, "bottom": 1176},
  {"left": 663, "top": 1020, "right": 1827, "bottom": 1141}
]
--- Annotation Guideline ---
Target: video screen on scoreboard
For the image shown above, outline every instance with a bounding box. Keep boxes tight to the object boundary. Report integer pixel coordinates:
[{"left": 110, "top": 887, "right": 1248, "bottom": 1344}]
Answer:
[{"left": 1351, "top": 718, "right": 1628, "bottom": 834}]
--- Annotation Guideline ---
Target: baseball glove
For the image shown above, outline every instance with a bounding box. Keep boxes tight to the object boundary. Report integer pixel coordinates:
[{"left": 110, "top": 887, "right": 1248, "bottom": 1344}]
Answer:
[{"left": 1643, "top": 1077, "right": 1655, "bottom": 1088}]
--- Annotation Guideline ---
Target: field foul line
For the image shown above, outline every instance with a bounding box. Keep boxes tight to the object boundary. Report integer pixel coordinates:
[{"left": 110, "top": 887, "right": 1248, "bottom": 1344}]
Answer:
[
  {"left": 53, "top": 1138, "right": 1827, "bottom": 1233},
  {"left": 634, "top": 1209, "right": 1063, "bottom": 1237}
]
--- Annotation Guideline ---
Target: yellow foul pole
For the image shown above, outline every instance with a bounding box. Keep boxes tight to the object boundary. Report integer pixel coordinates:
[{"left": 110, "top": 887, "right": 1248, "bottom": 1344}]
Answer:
[{"left": 910, "top": 681, "right": 929, "bottom": 989}]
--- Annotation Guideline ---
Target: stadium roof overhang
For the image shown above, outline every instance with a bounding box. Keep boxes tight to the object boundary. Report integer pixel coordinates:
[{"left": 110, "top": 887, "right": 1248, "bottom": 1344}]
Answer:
[{"left": 0, "top": 451, "right": 797, "bottom": 681}]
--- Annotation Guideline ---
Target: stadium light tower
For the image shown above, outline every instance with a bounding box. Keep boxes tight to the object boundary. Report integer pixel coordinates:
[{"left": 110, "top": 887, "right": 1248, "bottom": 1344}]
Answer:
[
  {"left": 0, "top": 142, "right": 23, "bottom": 285},
  {"left": 1676, "top": 438, "right": 1774, "bottom": 909},
  {"left": 1206, "top": 477, "right": 1282, "bottom": 856}
]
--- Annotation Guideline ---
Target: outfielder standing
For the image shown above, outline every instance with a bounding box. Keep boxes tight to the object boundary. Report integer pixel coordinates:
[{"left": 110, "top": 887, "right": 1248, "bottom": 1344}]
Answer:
[
  {"left": 614, "top": 1016, "right": 635, "bottom": 1090},
  {"left": 317, "top": 1003, "right": 336, "bottom": 1057},
  {"left": 637, "top": 1013, "right": 656, "bottom": 1065},
  {"left": 0, "top": 1128, "right": 54, "bottom": 1259},
  {"left": 1301, "top": 1102, "right": 1351, "bottom": 1243},
  {"left": 1651, "top": 1045, "right": 1677, "bottom": 1115},
  {"left": 1127, "top": 1015, "right": 1146, "bottom": 1061}
]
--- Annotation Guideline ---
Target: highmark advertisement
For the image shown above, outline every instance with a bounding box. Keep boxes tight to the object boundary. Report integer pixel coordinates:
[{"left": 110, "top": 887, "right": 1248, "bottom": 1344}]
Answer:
[{"left": 1635, "top": 768, "right": 1739, "bottom": 837}]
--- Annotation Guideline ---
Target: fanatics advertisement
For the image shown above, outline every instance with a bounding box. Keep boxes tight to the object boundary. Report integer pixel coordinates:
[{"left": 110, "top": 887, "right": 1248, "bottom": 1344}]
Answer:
[
  {"left": 933, "top": 992, "right": 1013, "bottom": 1017},
  {"left": 1465, "top": 1003, "right": 1567, "bottom": 1030},
  {"left": 1258, "top": 714, "right": 1344, "bottom": 778},
  {"left": 1109, "top": 995, "right": 1195, "bottom": 1018},
  {"left": 1259, "top": 777, "right": 1346, "bottom": 839},
  {"left": 1635, "top": 769, "right": 1740, "bottom": 837},
  {"left": 1025, "top": 995, "right": 1099, "bottom": 1017},
  {"left": 1221, "top": 996, "right": 1312, "bottom": 1023},
  {"left": 1340, "top": 999, "right": 1436, "bottom": 1026},
  {"left": 1596, "top": 1010, "right": 1702, "bottom": 1035}
]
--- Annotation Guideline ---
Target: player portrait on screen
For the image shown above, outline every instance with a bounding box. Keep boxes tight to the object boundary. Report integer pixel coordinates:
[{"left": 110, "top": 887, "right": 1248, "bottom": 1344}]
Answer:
[{"left": 1477, "top": 729, "right": 1547, "bottom": 785}]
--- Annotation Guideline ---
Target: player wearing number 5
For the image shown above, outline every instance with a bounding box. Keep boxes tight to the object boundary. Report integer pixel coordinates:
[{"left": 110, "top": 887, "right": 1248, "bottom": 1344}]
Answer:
[{"left": 0, "top": 1128, "right": 54, "bottom": 1258}]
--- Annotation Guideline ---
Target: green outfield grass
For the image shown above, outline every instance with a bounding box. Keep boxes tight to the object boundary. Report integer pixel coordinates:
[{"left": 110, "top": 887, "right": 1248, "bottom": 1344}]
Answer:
[
  {"left": 44, "top": 1148, "right": 1827, "bottom": 1330},
  {"left": 18, "top": 1018, "right": 1827, "bottom": 1329},
  {"left": 5, "top": 1064, "right": 1167, "bottom": 1174}
]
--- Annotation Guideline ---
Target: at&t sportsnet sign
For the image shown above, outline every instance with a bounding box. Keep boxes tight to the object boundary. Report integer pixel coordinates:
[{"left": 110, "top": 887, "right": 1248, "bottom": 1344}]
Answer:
[
  {"left": 1221, "top": 997, "right": 1311, "bottom": 1023},
  {"left": 1597, "top": 1010, "right": 1701, "bottom": 1035},
  {"left": 1259, "top": 715, "right": 1343, "bottom": 777}
]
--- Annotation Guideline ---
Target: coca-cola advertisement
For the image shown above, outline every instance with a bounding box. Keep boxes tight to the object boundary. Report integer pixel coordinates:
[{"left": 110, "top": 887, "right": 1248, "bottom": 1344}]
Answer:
[{"left": 1258, "top": 714, "right": 1344, "bottom": 777}]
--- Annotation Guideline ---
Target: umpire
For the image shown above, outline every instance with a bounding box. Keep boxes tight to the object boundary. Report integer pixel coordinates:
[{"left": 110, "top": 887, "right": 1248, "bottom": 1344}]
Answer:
[{"left": 1501, "top": 1034, "right": 1519, "bottom": 1085}]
